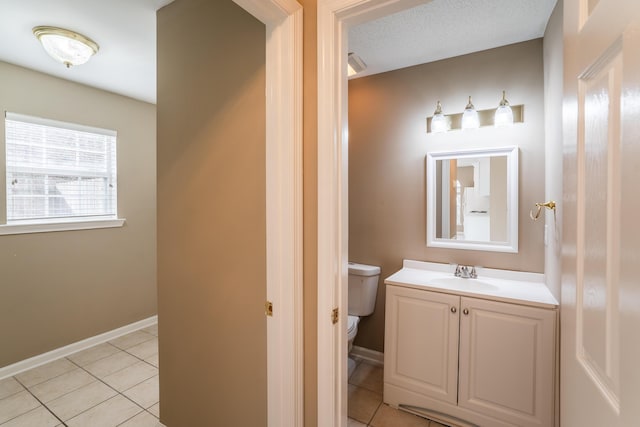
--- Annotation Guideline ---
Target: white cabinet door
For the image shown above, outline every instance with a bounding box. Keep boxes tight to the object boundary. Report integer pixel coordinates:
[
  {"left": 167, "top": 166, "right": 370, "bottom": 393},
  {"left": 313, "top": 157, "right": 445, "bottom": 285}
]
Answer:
[
  {"left": 385, "top": 285, "right": 460, "bottom": 404},
  {"left": 458, "top": 297, "right": 556, "bottom": 427}
]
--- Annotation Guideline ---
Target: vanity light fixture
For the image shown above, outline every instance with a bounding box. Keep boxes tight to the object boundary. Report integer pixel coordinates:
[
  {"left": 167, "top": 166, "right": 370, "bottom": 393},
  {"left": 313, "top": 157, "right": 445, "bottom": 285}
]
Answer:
[
  {"left": 347, "top": 52, "right": 367, "bottom": 77},
  {"left": 494, "top": 90, "right": 514, "bottom": 127},
  {"left": 430, "top": 101, "right": 448, "bottom": 133},
  {"left": 427, "top": 93, "right": 523, "bottom": 133},
  {"left": 33, "top": 26, "right": 99, "bottom": 68},
  {"left": 461, "top": 96, "right": 480, "bottom": 130}
]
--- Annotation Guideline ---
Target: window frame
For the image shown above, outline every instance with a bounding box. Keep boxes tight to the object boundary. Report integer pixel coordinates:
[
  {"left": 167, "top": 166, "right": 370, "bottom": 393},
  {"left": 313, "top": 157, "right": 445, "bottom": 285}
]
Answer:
[{"left": 1, "top": 112, "right": 125, "bottom": 235}]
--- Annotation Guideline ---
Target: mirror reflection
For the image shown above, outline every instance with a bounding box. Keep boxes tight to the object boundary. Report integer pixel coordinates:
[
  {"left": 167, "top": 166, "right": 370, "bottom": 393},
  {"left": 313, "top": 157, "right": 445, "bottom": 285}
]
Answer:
[
  {"left": 434, "top": 156, "right": 508, "bottom": 242},
  {"left": 426, "top": 146, "right": 518, "bottom": 253}
]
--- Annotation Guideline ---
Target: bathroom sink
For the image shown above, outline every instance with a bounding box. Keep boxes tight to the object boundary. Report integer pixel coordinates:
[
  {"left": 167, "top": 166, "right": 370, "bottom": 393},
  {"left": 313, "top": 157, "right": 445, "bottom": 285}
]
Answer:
[
  {"left": 385, "top": 260, "right": 560, "bottom": 308},
  {"left": 428, "top": 277, "right": 499, "bottom": 291}
]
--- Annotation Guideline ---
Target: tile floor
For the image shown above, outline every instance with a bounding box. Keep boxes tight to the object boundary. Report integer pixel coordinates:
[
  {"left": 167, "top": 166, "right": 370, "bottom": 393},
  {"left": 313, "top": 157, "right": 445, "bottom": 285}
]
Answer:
[
  {"left": 0, "top": 324, "right": 161, "bottom": 427},
  {"left": 348, "top": 358, "right": 447, "bottom": 427},
  {"left": 2, "top": 326, "right": 444, "bottom": 427}
]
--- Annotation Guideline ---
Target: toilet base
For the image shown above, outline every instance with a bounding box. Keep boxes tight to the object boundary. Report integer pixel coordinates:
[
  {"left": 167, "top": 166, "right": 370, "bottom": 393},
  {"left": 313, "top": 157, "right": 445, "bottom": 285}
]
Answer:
[{"left": 348, "top": 357, "right": 357, "bottom": 378}]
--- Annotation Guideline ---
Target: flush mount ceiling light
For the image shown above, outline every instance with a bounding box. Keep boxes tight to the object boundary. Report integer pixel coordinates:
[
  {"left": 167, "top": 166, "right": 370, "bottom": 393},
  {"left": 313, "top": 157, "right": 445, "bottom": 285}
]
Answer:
[
  {"left": 33, "top": 26, "right": 99, "bottom": 68},
  {"left": 461, "top": 96, "right": 480, "bottom": 130},
  {"left": 494, "top": 90, "right": 514, "bottom": 127},
  {"left": 347, "top": 52, "right": 367, "bottom": 77}
]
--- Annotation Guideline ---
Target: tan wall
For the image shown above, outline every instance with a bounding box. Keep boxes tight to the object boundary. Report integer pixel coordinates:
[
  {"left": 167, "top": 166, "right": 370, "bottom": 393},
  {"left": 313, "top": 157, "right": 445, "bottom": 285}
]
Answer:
[
  {"left": 348, "top": 40, "right": 546, "bottom": 352},
  {"left": 543, "top": 0, "right": 564, "bottom": 302},
  {"left": 490, "top": 156, "right": 508, "bottom": 242},
  {"left": 0, "top": 62, "right": 157, "bottom": 368},
  {"left": 156, "top": 1, "right": 266, "bottom": 426}
]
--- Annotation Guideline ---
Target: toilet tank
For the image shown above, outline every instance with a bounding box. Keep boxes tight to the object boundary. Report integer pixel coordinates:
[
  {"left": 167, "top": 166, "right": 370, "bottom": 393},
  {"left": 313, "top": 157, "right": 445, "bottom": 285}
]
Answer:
[{"left": 348, "top": 262, "right": 380, "bottom": 316}]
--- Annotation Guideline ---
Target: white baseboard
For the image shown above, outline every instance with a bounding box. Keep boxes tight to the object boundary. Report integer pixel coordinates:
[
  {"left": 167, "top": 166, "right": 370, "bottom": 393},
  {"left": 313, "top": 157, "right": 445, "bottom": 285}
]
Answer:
[
  {"left": 0, "top": 315, "right": 158, "bottom": 380},
  {"left": 350, "top": 345, "right": 384, "bottom": 367}
]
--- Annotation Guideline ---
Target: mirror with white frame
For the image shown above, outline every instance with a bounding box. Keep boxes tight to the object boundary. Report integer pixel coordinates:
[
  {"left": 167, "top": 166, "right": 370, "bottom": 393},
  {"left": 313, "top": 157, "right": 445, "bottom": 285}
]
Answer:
[{"left": 426, "top": 146, "right": 518, "bottom": 252}]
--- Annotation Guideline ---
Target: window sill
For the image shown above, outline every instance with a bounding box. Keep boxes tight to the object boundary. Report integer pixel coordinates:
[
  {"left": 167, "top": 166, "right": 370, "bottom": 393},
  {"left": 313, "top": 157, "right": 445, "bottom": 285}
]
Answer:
[{"left": 0, "top": 218, "right": 126, "bottom": 235}]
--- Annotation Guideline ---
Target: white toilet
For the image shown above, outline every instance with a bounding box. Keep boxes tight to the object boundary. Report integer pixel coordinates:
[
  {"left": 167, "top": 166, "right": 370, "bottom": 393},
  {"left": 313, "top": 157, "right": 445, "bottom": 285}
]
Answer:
[{"left": 347, "top": 262, "right": 380, "bottom": 377}]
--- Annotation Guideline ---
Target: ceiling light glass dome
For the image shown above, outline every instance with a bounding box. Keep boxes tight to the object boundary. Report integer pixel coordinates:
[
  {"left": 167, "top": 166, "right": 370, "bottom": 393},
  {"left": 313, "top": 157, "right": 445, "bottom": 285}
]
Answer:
[{"left": 33, "top": 26, "right": 99, "bottom": 68}]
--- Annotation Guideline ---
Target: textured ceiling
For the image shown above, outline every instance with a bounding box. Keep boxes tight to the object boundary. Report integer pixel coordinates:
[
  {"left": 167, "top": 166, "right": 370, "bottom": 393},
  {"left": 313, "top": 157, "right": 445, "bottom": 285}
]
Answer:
[
  {"left": 0, "top": 0, "right": 173, "bottom": 104},
  {"left": 0, "top": 0, "right": 557, "bottom": 102},
  {"left": 348, "top": 0, "right": 558, "bottom": 79}
]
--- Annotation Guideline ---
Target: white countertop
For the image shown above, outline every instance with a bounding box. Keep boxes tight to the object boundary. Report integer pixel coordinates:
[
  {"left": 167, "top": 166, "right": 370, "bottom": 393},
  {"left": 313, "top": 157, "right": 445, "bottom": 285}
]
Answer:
[{"left": 384, "top": 260, "right": 559, "bottom": 309}]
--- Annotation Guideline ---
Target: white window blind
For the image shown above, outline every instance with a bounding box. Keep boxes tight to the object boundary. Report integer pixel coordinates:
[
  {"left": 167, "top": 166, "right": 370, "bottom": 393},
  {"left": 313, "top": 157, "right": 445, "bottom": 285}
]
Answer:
[{"left": 5, "top": 112, "right": 117, "bottom": 223}]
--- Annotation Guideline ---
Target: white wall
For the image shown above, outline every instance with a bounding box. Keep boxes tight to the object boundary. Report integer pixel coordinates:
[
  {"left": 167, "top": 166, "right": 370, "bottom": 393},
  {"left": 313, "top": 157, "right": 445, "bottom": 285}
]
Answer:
[{"left": 543, "top": 0, "right": 564, "bottom": 302}]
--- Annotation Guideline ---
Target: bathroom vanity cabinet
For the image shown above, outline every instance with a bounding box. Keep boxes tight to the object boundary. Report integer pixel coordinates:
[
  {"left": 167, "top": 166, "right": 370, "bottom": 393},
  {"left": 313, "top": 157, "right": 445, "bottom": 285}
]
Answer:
[{"left": 384, "top": 261, "right": 558, "bottom": 427}]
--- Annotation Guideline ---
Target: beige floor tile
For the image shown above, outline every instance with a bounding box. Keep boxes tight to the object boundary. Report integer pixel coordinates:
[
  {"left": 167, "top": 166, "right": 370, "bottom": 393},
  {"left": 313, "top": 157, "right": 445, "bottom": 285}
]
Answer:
[
  {"left": 369, "top": 404, "right": 431, "bottom": 427},
  {"left": 148, "top": 402, "right": 159, "bottom": 418},
  {"left": 46, "top": 380, "right": 117, "bottom": 421},
  {"left": 83, "top": 351, "right": 139, "bottom": 379},
  {"left": 29, "top": 368, "right": 94, "bottom": 403},
  {"left": 67, "top": 343, "right": 121, "bottom": 367},
  {"left": 66, "top": 395, "right": 142, "bottom": 427},
  {"left": 102, "top": 361, "right": 158, "bottom": 392},
  {"left": 0, "top": 377, "right": 24, "bottom": 400},
  {"left": 144, "top": 354, "right": 158, "bottom": 368},
  {"left": 123, "top": 375, "right": 159, "bottom": 409},
  {"left": 0, "top": 405, "right": 60, "bottom": 427},
  {"left": 14, "top": 359, "right": 76, "bottom": 388},
  {"left": 125, "top": 338, "right": 158, "bottom": 360},
  {"left": 348, "top": 417, "right": 368, "bottom": 427},
  {"left": 141, "top": 324, "right": 158, "bottom": 336},
  {"left": 347, "top": 384, "right": 382, "bottom": 425},
  {"left": 109, "top": 331, "right": 155, "bottom": 350},
  {"left": 119, "top": 410, "right": 163, "bottom": 427},
  {"left": 349, "top": 362, "right": 384, "bottom": 394},
  {"left": 0, "top": 391, "right": 41, "bottom": 424}
]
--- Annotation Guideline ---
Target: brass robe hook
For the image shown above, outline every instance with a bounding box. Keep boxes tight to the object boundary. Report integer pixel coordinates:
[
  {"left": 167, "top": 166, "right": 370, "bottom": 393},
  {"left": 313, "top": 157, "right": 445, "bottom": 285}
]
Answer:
[{"left": 530, "top": 201, "right": 556, "bottom": 221}]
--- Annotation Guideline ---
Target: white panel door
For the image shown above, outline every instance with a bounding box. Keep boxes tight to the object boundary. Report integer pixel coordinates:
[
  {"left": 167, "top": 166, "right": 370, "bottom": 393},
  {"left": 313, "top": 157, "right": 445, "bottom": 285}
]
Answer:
[
  {"left": 384, "top": 285, "right": 460, "bottom": 404},
  {"left": 562, "top": 0, "right": 640, "bottom": 426},
  {"left": 458, "top": 297, "right": 556, "bottom": 427}
]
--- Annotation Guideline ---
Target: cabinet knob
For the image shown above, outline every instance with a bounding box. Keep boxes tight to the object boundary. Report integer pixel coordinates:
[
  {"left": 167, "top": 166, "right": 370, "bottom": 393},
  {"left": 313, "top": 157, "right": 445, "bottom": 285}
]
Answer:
[
  {"left": 463, "top": 308, "right": 469, "bottom": 315},
  {"left": 451, "top": 307, "right": 457, "bottom": 314}
]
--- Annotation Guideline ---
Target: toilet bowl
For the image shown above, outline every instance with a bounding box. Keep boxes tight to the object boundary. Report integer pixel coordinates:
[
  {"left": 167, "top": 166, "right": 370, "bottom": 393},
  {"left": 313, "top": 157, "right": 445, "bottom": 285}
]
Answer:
[
  {"left": 347, "top": 262, "right": 380, "bottom": 376},
  {"left": 347, "top": 315, "right": 360, "bottom": 352}
]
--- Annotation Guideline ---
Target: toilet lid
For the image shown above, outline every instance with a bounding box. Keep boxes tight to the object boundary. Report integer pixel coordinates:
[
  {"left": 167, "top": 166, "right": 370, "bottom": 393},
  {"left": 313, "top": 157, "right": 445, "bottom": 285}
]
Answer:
[{"left": 347, "top": 315, "right": 359, "bottom": 334}]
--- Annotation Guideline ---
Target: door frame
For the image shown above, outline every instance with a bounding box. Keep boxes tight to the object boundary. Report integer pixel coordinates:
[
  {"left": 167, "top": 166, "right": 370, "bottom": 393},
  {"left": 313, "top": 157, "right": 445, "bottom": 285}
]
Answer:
[
  {"left": 232, "top": 1, "right": 303, "bottom": 426},
  {"left": 316, "top": 0, "right": 431, "bottom": 425}
]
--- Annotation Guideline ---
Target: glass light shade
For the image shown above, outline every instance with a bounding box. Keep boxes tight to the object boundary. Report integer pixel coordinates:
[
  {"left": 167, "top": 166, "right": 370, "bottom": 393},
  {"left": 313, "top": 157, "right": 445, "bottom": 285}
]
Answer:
[
  {"left": 461, "top": 96, "right": 480, "bottom": 130},
  {"left": 431, "top": 101, "right": 448, "bottom": 133},
  {"left": 33, "top": 27, "right": 99, "bottom": 68},
  {"left": 494, "top": 90, "right": 514, "bottom": 127},
  {"left": 494, "top": 105, "right": 514, "bottom": 127},
  {"left": 431, "top": 114, "right": 448, "bottom": 133}
]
